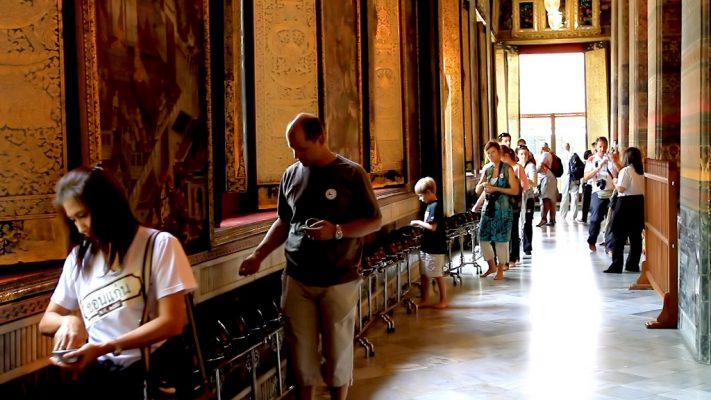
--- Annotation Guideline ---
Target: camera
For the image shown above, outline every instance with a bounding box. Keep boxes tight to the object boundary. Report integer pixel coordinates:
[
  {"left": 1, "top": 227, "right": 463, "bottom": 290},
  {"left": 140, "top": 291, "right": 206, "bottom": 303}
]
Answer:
[
  {"left": 596, "top": 180, "right": 606, "bottom": 190},
  {"left": 484, "top": 192, "right": 501, "bottom": 217}
]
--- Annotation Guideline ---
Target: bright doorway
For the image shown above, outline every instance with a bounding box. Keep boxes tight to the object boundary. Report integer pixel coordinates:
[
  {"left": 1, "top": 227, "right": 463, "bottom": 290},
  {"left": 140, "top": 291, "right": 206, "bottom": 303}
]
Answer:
[{"left": 519, "top": 52, "right": 587, "bottom": 156}]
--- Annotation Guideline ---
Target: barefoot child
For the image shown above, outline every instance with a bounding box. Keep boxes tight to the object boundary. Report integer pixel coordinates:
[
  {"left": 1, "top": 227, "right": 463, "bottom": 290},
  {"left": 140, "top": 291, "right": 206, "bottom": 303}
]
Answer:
[{"left": 410, "top": 177, "right": 448, "bottom": 309}]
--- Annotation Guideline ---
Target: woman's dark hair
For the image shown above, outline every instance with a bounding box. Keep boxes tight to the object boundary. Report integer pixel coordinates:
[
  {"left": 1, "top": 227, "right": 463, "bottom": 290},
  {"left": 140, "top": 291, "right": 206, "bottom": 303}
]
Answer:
[
  {"left": 624, "top": 147, "right": 644, "bottom": 175},
  {"left": 501, "top": 145, "right": 516, "bottom": 162},
  {"left": 53, "top": 166, "right": 139, "bottom": 273}
]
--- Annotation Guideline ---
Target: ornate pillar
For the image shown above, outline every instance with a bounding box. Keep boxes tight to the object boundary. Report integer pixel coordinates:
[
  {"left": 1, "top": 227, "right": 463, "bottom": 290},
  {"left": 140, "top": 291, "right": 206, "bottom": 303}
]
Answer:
[
  {"left": 646, "top": 0, "right": 682, "bottom": 161},
  {"left": 628, "top": 0, "right": 648, "bottom": 155},
  {"left": 609, "top": 1, "right": 618, "bottom": 141},
  {"left": 439, "top": 0, "right": 466, "bottom": 214},
  {"left": 678, "top": 0, "right": 711, "bottom": 364},
  {"left": 617, "top": 0, "right": 630, "bottom": 149}
]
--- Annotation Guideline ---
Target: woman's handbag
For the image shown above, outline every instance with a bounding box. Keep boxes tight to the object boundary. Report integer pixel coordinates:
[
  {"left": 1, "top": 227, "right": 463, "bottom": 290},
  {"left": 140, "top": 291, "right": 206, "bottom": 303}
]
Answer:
[{"left": 139, "top": 231, "right": 211, "bottom": 400}]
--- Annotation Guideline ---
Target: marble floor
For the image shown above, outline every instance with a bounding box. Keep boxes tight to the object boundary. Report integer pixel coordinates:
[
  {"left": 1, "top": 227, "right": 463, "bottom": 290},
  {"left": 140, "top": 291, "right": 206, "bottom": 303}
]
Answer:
[{"left": 345, "top": 220, "right": 711, "bottom": 400}]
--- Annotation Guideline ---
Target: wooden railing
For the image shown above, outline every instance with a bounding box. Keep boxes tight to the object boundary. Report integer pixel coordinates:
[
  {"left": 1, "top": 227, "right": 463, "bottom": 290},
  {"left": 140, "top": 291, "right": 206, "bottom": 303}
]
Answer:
[{"left": 630, "top": 158, "right": 679, "bottom": 328}]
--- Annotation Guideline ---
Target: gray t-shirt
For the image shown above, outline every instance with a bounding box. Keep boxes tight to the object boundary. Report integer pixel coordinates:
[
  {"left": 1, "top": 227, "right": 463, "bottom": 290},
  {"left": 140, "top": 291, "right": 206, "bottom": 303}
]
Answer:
[{"left": 278, "top": 155, "right": 381, "bottom": 286}]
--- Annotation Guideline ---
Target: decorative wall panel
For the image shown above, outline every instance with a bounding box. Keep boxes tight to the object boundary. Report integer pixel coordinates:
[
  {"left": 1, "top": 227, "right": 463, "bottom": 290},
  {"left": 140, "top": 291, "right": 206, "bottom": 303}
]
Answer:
[
  {"left": 79, "top": 0, "right": 212, "bottom": 253},
  {"left": 368, "top": 0, "right": 405, "bottom": 187},
  {"left": 511, "top": 0, "right": 601, "bottom": 39},
  {"left": 584, "top": 44, "right": 608, "bottom": 142},
  {"left": 321, "top": 0, "right": 362, "bottom": 164},
  {"left": 224, "top": 0, "right": 247, "bottom": 193},
  {"left": 440, "top": 0, "right": 466, "bottom": 214},
  {"left": 0, "top": 0, "right": 67, "bottom": 264},
  {"left": 254, "top": 0, "right": 318, "bottom": 188}
]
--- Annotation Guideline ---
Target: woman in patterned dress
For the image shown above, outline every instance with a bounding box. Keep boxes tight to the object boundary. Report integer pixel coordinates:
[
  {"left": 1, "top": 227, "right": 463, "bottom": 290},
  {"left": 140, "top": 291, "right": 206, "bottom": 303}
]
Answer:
[{"left": 475, "top": 141, "right": 521, "bottom": 280}]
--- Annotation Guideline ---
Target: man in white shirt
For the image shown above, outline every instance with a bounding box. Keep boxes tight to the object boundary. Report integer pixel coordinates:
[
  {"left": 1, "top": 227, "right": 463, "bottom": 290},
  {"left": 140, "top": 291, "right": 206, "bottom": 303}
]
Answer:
[{"left": 583, "top": 136, "right": 620, "bottom": 252}]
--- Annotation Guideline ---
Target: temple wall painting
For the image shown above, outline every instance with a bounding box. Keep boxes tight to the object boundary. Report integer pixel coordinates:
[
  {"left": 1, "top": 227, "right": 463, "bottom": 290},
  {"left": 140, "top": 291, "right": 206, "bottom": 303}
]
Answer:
[
  {"left": 78, "top": 0, "right": 212, "bottom": 253},
  {"left": 0, "top": 0, "right": 68, "bottom": 264},
  {"left": 253, "top": 0, "right": 319, "bottom": 209},
  {"left": 367, "top": 0, "right": 406, "bottom": 188}
]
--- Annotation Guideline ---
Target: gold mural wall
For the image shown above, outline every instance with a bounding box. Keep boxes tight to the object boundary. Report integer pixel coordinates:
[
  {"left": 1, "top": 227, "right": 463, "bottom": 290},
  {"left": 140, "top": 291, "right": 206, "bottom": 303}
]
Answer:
[
  {"left": 254, "top": 0, "right": 319, "bottom": 203},
  {"left": 0, "top": 0, "right": 67, "bottom": 264},
  {"left": 368, "top": 0, "right": 405, "bottom": 187}
]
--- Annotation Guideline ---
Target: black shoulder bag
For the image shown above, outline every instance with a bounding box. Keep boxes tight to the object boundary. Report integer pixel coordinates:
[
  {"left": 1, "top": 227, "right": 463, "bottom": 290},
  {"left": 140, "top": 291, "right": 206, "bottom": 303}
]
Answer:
[{"left": 139, "top": 231, "right": 210, "bottom": 400}]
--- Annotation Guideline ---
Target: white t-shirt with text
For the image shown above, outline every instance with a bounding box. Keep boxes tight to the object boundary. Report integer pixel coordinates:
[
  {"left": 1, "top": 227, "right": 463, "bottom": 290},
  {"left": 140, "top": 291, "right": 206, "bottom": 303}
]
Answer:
[{"left": 51, "top": 227, "right": 197, "bottom": 367}]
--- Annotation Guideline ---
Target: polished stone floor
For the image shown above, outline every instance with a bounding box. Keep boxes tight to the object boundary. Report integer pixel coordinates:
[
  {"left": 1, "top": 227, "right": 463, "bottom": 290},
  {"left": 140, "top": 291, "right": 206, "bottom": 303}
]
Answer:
[{"left": 345, "top": 220, "right": 711, "bottom": 400}]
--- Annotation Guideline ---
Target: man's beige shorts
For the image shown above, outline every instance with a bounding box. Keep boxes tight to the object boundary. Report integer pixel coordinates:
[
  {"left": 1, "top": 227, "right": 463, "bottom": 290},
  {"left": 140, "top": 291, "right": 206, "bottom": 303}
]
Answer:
[{"left": 281, "top": 275, "right": 360, "bottom": 387}]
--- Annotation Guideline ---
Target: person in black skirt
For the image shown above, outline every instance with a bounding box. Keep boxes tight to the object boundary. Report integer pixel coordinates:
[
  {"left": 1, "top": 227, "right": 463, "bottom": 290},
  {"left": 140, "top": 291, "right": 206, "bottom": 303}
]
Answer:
[
  {"left": 604, "top": 147, "right": 645, "bottom": 273},
  {"left": 577, "top": 142, "right": 595, "bottom": 223}
]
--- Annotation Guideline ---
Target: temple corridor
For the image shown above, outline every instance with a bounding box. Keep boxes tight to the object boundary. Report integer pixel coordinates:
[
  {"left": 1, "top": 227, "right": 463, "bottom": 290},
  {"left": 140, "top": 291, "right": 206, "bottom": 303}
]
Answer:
[{"left": 345, "top": 222, "right": 711, "bottom": 399}]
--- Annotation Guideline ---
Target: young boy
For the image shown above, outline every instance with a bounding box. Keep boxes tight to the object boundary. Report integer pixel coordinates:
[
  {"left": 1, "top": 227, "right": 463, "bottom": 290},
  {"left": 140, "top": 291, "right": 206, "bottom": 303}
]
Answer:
[{"left": 410, "top": 177, "right": 448, "bottom": 309}]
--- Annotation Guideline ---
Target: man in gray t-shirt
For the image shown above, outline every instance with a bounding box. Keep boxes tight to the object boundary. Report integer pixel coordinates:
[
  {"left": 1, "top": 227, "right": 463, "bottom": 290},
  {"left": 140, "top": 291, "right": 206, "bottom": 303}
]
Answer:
[{"left": 240, "top": 113, "right": 382, "bottom": 400}]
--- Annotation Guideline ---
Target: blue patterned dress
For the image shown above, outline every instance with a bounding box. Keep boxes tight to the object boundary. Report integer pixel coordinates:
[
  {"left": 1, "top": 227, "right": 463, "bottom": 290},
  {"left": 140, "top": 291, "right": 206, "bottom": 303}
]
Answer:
[{"left": 478, "top": 162, "right": 513, "bottom": 243}]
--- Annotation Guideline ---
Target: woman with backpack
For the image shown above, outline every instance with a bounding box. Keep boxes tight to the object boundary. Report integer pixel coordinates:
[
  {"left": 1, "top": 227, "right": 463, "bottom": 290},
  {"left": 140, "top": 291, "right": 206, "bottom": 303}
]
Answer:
[
  {"left": 517, "top": 146, "right": 537, "bottom": 256},
  {"left": 501, "top": 145, "right": 528, "bottom": 267},
  {"left": 535, "top": 143, "right": 558, "bottom": 226}
]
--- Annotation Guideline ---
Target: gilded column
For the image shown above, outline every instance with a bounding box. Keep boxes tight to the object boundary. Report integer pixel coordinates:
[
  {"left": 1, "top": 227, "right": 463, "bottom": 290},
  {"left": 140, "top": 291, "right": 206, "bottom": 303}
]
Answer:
[
  {"left": 646, "top": 0, "right": 682, "bottom": 161},
  {"left": 628, "top": 0, "right": 648, "bottom": 155},
  {"left": 439, "top": 0, "right": 466, "bottom": 214},
  {"left": 617, "top": 0, "right": 630, "bottom": 149},
  {"left": 678, "top": 0, "right": 711, "bottom": 364}
]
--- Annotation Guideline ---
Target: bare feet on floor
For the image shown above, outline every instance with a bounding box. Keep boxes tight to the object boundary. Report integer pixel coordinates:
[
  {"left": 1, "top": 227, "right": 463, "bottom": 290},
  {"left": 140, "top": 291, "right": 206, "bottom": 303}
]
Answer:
[
  {"left": 481, "top": 269, "right": 495, "bottom": 278},
  {"left": 433, "top": 302, "right": 448, "bottom": 309},
  {"left": 589, "top": 243, "right": 597, "bottom": 252}
]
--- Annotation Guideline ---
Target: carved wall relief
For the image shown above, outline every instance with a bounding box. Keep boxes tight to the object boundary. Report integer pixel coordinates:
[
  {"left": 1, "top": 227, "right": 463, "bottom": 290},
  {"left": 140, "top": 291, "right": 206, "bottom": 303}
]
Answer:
[
  {"left": 79, "top": 0, "right": 212, "bottom": 252},
  {"left": 254, "top": 0, "right": 319, "bottom": 208},
  {"left": 321, "top": 0, "right": 363, "bottom": 164},
  {"left": 368, "top": 0, "right": 405, "bottom": 188},
  {"left": 225, "top": 0, "right": 247, "bottom": 193},
  {"left": 0, "top": 0, "right": 68, "bottom": 264}
]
